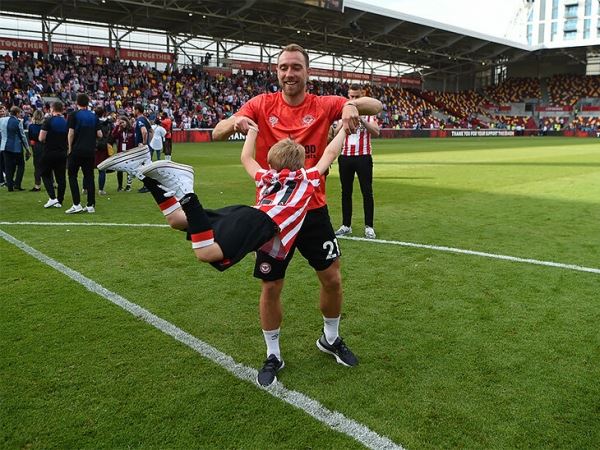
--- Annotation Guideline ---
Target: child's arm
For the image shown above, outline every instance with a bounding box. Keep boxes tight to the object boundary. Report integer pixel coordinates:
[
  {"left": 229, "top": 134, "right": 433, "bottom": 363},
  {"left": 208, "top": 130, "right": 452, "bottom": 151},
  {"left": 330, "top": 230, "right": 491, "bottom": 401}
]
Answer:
[
  {"left": 240, "top": 126, "right": 262, "bottom": 178},
  {"left": 314, "top": 124, "right": 346, "bottom": 175}
]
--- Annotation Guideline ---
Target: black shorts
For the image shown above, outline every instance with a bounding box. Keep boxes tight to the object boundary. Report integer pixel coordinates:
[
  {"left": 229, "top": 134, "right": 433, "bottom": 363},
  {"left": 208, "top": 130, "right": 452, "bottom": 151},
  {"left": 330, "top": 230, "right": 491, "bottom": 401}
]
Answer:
[
  {"left": 253, "top": 205, "right": 341, "bottom": 281},
  {"left": 187, "top": 205, "right": 278, "bottom": 272}
]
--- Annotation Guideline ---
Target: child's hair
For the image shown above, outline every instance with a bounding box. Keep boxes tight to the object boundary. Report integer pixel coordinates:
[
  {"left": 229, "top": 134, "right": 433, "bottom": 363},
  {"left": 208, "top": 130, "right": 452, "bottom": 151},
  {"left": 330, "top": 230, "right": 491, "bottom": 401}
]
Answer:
[{"left": 267, "top": 138, "right": 305, "bottom": 171}]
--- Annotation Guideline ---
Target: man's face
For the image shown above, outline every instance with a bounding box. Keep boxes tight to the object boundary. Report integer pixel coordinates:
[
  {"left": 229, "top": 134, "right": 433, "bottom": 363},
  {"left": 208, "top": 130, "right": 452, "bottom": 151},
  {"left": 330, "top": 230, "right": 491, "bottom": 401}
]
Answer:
[
  {"left": 0, "top": 107, "right": 6, "bottom": 117},
  {"left": 277, "top": 51, "right": 308, "bottom": 98},
  {"left": 348, "top": 89, "right": 362, "bottom": 100}
]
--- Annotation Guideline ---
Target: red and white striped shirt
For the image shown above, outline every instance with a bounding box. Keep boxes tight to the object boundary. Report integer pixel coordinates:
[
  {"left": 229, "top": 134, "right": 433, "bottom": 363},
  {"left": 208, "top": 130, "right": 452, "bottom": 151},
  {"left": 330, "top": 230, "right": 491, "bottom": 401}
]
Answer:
[
  {"left": 340, "top": 115, "right": 375, "bottom": 156},
  {"left": 254, "top": 167, "right": 321, "bottom": 259}
]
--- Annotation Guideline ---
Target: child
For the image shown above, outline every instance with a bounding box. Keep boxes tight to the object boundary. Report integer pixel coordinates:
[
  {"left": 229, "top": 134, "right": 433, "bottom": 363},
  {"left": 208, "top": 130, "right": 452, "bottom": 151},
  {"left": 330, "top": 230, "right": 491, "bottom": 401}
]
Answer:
[{"left": 98, "top": 125, "right": 347, "bottom": 271}]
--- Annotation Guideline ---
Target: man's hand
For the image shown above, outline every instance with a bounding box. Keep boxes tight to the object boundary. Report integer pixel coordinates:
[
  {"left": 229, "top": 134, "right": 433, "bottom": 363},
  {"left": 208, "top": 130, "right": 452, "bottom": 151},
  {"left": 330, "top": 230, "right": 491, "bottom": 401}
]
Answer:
[
  {"left": 233, "top": 116, "right": 258, "bottom": 134},
  {"left": 341, "top": 103, "right": 360, "bottom": 134}
]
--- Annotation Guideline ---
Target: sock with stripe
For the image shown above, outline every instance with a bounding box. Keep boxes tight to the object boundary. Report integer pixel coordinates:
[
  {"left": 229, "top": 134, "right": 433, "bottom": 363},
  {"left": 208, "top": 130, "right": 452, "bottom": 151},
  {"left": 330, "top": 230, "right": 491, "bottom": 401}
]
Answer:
[
  {"left": 179, "top": 193, "right": 214, "bottom": 248},
  {"left": 262, "top": 328, "right": 281, "bottom": 360},
  {"left": 323, "top": 315, "right": 340, "bottom": 345},
  {"left": 143, "top": 177, "right": 180, "bottom": 216}
]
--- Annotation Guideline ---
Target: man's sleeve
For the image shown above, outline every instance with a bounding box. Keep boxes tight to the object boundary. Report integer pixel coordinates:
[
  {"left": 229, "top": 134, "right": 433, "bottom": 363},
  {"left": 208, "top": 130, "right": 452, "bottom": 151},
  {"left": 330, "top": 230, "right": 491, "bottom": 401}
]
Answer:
[
  {"left": 235, "top": 95, "right": 260, "bottom": 120},
  {"left": 324, "top": 95, "right": 348, "bottom": 123}
]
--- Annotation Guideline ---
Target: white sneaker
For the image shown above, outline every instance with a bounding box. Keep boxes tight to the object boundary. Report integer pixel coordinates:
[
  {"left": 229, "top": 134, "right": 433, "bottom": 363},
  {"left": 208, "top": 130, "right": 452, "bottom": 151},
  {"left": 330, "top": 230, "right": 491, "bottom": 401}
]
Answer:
[
  {"left": 53, "top": 202, "right": 62, "bottom": 208},
  {"left": 140, "top": 161, "right": 194, "bottom": 200},
  {"left": 44, "top": 198, "right": 59, "bottom": 208},
  {"left": 97, "top": 145, "right": 152, "bottom": 178},
  {"left": 365, "top": 226, "right": 376, "bottom": 239},
  {"left": 65, "top": 204, "right": 83, "bottom": 214},
  {"left": 335, "top": 225, "right": 352, "bottom": 236},
  {"left": 85, "top": 206, "right": 95, "bottom": 213},
  {"left": 98, "top": 190, "right": 107, "bottom": 195}
]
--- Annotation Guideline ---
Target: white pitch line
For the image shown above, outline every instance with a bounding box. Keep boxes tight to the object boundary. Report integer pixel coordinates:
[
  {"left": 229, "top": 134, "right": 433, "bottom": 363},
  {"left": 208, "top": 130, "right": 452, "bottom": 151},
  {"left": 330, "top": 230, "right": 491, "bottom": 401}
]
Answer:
[
  {"left": 0, "top": 229, "right": 404, "bottom": 450},
  {"left": 1, "top": 220, "right": 598, "bottom": 275},
  {"left": 340, "top": 236, "right": 600, "bottom": 275}
]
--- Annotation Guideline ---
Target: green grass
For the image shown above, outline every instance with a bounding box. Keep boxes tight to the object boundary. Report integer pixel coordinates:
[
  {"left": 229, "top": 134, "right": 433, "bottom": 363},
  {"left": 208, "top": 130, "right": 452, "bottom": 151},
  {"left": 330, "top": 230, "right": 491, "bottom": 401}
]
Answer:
[{"left": 1, "top": 137, "right": 599, "bottom": 449}]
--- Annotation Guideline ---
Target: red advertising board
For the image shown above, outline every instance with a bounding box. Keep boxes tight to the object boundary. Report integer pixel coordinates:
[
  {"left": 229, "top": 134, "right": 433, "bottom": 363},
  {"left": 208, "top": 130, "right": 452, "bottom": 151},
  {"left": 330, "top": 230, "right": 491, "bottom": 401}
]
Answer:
[
  {"left": 581, "top": 105, "right": 600, "bottom": 111},
  {"left": 120, "top": 48, "right": 174, "bottom": 63},
  {"left": 0, "top": 37, "right": 46, "bottom": 52},
  {"left": 0, "top": 38, "right": 172, "bottom": 62}
]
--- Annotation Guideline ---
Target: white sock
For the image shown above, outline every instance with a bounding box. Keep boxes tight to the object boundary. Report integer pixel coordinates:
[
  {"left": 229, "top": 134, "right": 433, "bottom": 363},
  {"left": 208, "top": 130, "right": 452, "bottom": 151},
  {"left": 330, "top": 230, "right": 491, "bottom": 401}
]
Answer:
[
  {"left": 323, "top": 316, "right": 340, "bottom": 345},
  {"left": 262, "top": 328, "right": 281, "bottom": 360}
]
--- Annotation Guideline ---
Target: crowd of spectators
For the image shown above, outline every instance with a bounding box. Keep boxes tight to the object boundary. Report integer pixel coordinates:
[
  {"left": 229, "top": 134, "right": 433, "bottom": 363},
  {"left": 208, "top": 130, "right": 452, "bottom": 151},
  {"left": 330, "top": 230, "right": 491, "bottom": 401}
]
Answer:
[{"left": 1, "top": 50, "right": 598, "bottom": 132}]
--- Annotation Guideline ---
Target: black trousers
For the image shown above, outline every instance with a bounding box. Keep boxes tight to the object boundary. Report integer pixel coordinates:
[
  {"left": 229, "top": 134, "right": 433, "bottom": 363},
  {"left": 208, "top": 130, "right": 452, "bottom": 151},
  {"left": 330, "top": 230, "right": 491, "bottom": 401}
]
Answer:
[
  {"left": 41, "top": 152, "right": 67, "bottom": 204},
  {"left": 32, "top": 142, "right": 44, "bottom": 185},
  {"left": 3, "top": 151, "right": 25, "bottom": 190},
  {"left": 67, "top": 153, "right": 95, "bottom": 207},
  {"left": 338, "top": 154, "right": 374, "bottom": 228}
]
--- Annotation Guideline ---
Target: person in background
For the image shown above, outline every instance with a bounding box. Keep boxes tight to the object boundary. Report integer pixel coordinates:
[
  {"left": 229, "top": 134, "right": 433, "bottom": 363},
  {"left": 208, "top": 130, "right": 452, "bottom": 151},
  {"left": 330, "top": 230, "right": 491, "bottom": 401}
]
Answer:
[
  {"left": 0, "top": 104, "right": 7, "bottom": 187},
  {"left": 133, "top": 103, "right": 152, "bottom": 193},
  {"left": 66, "top": 93, "right": 101, "bottom": 214},
  {"left": 38, "top": 101, "right": 68, "bottom": 209},
  {"left": 28, "top": 109, "right": 45, "bottom": 192},
  {"left": 160, "top": 112, "right": 173, "bottom": 161},
  {"left": 111, "top": 115, "right": 136, "bottom": 191},
  {"left": 95, "top": 106, "right": 113, "bottom": 195},
  {"left": 333, "top": 84, "right": 380, "bottom": 239},
  {"left": 149, "top": 118, "right": 167, "bottom": 161},
  {"left": 0, "top": 106, "right": 31, "bottom": 191}
]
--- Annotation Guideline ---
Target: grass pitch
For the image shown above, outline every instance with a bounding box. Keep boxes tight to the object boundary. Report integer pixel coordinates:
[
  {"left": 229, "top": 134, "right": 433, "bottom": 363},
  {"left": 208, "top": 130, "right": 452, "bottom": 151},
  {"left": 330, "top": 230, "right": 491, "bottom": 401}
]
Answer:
[{"left": 1, "top": 137, "right": 599, "bottom": 449}]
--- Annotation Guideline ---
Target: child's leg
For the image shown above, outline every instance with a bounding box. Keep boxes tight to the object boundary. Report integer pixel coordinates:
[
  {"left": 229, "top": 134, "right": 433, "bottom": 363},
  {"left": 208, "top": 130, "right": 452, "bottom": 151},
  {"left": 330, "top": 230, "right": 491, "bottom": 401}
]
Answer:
[
  {"left": 179, "top": 192, "right": 225, "bottom": 263},
  {"left": 142, "top": 177, "right": 187, "bottom": 230}
]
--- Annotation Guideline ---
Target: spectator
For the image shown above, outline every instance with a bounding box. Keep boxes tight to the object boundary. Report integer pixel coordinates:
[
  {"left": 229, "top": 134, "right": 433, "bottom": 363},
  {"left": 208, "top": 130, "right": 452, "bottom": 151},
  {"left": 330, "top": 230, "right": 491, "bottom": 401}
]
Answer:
[
  {"left": 27, "top": 109, "right": 45, "bottom": 191},
  {"left": 149, "top": 118, "right": 166, "bottom": 161},
  {"left": 0, "top": 106, "right": 31, "bottom": 191},
  {"left": 66, "top": 93, "right": 101, "bottom": 213},
  {"left": 95, "top": 106, "right": 113, "bottom": 195},
  {"left": 38, "top": 101, "right": 68, "bottom": 209},
  {"left": 111, "top": 115, "right": 136, "bottom": 191}
]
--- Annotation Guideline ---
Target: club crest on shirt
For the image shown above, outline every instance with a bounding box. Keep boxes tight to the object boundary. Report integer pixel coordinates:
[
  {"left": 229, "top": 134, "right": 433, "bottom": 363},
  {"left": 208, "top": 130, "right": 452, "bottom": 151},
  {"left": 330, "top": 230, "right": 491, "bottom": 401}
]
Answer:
[
  {"left": 302, "top": 115, "right": 315, "bottom": 126},
  {"left": 259, "top": 262, "right": 272, "bottom": 274},
  {"left": 269, "top": 115, "right": 278, "bottom": 127}
]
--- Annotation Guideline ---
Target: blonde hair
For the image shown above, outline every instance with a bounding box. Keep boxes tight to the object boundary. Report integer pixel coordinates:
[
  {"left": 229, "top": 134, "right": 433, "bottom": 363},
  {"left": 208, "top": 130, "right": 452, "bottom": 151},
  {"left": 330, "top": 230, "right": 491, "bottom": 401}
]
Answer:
[
  {"left": 32, "top": 110, "right": 44, "bottom": 124},
  {"left": 267, "top": 138, "right": 305, "bottom": 171}
]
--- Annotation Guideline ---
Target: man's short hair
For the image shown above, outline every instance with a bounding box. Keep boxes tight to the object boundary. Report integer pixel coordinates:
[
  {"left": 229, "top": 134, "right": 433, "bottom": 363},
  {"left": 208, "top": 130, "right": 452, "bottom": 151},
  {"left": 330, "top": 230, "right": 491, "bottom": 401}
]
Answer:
[
  {"left": 349, "top": 83, "right": 362, "bottom": 91},
  {"left": 9, "top": 106, "right": 21, "bottom": 116},
  {"left": 278, "top": 43, "right": 309, "bottom": 68},
  {"left": 267, "top": 138, "right": 306, "bottom": 171},
  {"left": 134, "top": 103, "right": 144, "bottom": 114},
  {"left": 95, "top": 106, "right": 105, "bottom": 117},
  {"left": 52, "top": 101, "right": 64, "bottom": 113},
  {"left": 76, "top": 93, "right": 89, "bottom": 107}
]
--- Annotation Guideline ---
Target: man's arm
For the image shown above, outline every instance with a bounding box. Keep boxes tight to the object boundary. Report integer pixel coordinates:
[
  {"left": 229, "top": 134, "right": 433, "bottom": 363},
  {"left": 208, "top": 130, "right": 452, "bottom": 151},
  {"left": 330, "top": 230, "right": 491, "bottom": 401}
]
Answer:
[
  {"left": 67, "top": 128, "right": 74, "bottom": 155},
  {"left": 38, "top": 129, "right": 47, "bottom": 143},
  {"left": 341, "top": 97, "right": 383, "bottom": 135},
  {"left": 212, "top": 115, "right": 258, "bottom": 141},
  {"left": 315, "top": 125, "right": 346, "bottom": 175},
  {"left": 141, "top": 125, "right": 148, "bottom": 145},
  {"left": 240, "top": 127, "right": 261, "bottom": 178}
]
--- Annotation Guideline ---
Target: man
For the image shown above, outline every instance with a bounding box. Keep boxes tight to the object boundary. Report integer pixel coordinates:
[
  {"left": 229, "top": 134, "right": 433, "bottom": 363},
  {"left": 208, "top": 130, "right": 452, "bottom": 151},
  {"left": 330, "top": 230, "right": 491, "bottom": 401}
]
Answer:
[
  {"left": 66, "top": 93, "right": 101, "bottom": 214},
  {"left": 213, "top": 43, "right": 382, "bottom": 387},
  {"left": 333, "top": 84, "right": 380, "bottom": 239},
  {"left": 134, "top": 103, "right": 152, "bottom": 192},
  {"left": 0, "top": 104, "right": 7, "bottom": 186},
  {"left": 0, "top": 106, "right": 31, "bottom": 191},
  {"left": 160, "top": 112, "right": 173, "bottom": 161},
  {"left": 39, "top": 101, "right": 68, "bottom": 208}
]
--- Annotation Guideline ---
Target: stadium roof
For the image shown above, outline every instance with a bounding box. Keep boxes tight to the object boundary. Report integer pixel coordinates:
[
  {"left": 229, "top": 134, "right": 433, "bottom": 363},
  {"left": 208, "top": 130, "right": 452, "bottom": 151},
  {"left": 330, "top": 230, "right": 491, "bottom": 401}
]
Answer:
[{"left": 0, "top": 0, "right": 588, "bottom": 77}]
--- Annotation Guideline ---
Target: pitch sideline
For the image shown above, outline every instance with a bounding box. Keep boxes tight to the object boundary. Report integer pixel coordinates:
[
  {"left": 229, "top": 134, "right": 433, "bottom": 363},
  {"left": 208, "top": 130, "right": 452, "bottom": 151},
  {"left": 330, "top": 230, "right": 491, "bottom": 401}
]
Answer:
[
  {"left": 1, "top": 221, "right": 598, "bottom": 275},
  {"left": 0, "top": 228, "right": 404, "bottom": 450}
]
